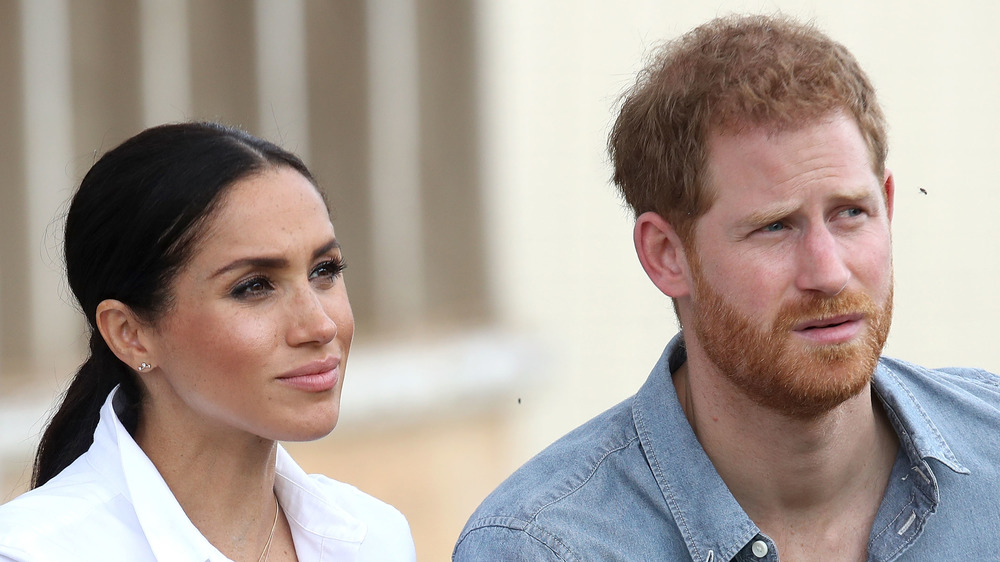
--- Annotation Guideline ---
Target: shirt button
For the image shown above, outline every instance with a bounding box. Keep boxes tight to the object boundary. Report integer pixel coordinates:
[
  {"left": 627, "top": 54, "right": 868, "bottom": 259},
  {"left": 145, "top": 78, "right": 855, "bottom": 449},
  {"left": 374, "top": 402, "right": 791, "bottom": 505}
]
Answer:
[{"left": 751, "top": 540, "right": 769, "bottom": 558}]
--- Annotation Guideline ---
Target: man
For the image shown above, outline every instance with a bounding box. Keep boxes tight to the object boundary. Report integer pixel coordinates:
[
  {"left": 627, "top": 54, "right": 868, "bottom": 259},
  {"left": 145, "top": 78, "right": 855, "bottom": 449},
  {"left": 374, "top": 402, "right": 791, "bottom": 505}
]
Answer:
[{"left": 454, "top": 14, "right": 1000, "bottom": 561}]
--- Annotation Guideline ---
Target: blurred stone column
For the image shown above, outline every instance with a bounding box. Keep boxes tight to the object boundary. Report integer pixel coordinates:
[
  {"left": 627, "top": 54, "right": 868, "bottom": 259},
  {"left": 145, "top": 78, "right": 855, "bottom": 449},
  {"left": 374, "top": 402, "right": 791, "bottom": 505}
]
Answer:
[
  {"left": 255, "top": 0, "right": 310, "bottom": 162},
  {"left": 139, "top": 0, "right": 191, "bottom": 126},
  {"left": 21, "top": 0, "right": 82, "bottom": 384},
  {"left": 366, "top": 0, "right": 427, "bottom": 331},
  {"left": 0, "top": 1, "right": 26, "bottom": 385}
]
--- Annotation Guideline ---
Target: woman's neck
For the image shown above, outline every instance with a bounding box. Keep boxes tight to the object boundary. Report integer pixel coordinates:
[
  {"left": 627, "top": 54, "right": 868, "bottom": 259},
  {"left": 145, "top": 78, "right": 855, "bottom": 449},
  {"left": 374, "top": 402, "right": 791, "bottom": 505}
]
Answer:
[{"left": 135, "top": 404, "right": 283, "bottom": 561}]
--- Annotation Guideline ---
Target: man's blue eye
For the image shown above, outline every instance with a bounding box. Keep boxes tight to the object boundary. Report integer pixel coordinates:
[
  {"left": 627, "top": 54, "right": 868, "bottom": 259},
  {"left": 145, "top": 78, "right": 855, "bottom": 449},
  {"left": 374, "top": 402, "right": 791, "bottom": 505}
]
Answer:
[{"left": 762, "top": 222, "right": 785, "bottom": 232}]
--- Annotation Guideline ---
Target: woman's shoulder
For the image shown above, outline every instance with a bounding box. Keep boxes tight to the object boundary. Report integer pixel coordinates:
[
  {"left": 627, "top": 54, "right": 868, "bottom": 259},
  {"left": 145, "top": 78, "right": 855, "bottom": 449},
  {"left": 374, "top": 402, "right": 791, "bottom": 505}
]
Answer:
[
  {"left": 275, "top": 447, "right": 412, "bottom": 536},
  {"left": 1, "top": 460, "right": 109, "bottom": 528},
  {"left": 307, "top": 475, "right": 416, "bottom": 560},
  {"left": 0, "top": 468, "right": 152, "bottom": 560},
  {"left": 275, "top": 463, "right": 415, "bottom": 560},
  {"left": 306, "top": 473, "right": 410, "bottom": 526}
]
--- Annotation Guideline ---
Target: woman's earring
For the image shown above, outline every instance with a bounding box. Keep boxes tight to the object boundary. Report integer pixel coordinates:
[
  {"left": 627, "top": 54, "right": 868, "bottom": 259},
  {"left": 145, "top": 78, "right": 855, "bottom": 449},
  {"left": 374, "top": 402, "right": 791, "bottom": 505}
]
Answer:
[{"left": 138, "top": 362, "right": 152, "bottom": 372}]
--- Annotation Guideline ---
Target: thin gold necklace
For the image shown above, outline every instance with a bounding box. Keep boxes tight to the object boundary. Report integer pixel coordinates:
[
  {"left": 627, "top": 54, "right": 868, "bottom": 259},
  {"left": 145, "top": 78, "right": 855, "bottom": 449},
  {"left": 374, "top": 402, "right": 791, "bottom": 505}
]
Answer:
[{"left": 257, "top": 494, "right": 279, "bottom": 562}]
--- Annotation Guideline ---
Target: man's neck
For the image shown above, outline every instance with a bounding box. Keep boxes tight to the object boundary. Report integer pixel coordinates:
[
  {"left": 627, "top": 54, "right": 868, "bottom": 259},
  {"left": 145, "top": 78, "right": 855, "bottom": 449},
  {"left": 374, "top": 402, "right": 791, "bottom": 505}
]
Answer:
[{"left": 673, "top": 360, "right": 899, "bottom": 559}]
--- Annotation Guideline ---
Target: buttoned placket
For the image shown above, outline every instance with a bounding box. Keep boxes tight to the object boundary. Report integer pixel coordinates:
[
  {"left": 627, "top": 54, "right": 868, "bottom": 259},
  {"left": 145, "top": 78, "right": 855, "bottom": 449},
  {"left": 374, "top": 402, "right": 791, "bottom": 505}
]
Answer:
[
  {"left": 864, "top": 364, "right": 962, "bottom": 562},
  {"left": 865, "top": 453, "right": 941, "bottom": 561},
  {"left": 731, "top": 534, "right": 778, "bottom": 562},
  {"left": 717, "top": 442, "right": 941, "bottom": 561}
]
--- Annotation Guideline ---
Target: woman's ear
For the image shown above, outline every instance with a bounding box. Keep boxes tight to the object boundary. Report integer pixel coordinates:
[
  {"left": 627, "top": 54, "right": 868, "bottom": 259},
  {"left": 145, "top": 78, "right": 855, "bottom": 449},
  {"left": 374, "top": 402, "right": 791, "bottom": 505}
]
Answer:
[
  {"left": 633, "top": 212, "right": 693, "bottom": 298},
  {"left": 95, "top": 299, "right": 155, "bottom": 373}
]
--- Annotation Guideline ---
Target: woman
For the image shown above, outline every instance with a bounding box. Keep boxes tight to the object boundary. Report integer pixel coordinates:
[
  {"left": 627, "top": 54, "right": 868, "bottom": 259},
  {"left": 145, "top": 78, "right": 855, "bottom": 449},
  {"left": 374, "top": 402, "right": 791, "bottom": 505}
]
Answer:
[{"left": 0, "top": 123, "right": 416, "bottom": 561}]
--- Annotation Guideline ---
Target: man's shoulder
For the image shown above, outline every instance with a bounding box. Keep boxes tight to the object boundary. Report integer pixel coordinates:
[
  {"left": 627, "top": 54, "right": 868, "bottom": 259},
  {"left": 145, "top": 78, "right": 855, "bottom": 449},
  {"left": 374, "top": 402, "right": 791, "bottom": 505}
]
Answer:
[
  {"left": 874, "top": 357, "right": 1000, "bottom": 552},
  {"left": 466, "top": 396, "right": 640, "bottom": 520},
  {"left": 454, "top": 395, "right": 686, "bottom": 561},
  {"left": 877, "top": 356, "right": 1000, "bottom": 473},
  {"left": 877, "top": 356, "right": 1000, "bottom": 410}
]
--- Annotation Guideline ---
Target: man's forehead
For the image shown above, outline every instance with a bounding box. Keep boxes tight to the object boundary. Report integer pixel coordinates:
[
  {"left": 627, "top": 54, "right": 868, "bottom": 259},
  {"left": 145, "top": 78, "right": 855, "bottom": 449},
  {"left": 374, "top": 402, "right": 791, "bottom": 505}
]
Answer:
[{"left": 697, "top": 114, "right": 884, "bottom": 216}]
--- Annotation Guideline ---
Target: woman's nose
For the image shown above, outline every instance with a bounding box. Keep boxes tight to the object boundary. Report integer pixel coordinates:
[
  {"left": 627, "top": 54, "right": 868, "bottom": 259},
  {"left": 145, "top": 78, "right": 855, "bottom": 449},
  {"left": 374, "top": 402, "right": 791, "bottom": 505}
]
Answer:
[{"left": 286, "top": 287, "right": 338, "bottom": 346}]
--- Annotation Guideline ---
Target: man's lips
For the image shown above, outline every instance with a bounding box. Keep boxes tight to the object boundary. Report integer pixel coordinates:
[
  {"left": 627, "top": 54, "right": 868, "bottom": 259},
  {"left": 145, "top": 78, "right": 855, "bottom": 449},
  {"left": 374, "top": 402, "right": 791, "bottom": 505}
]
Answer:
[
  {"left": 793, "top": 313, "right": 864, "bottom": 331},
  {"left": 791, "top": 313, "right": 865, "bottom": 344}
]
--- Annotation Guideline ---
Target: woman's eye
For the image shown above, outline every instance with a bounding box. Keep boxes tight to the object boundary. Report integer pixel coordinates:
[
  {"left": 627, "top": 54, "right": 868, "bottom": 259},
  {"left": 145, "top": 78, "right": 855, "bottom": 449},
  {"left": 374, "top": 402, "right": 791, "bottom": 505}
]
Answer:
[
  {"left": 310, "top": 259, "right": 346, "bottom": 284},
  {"left": 231, "top": 277, "right": 273, "bottom": 300}
]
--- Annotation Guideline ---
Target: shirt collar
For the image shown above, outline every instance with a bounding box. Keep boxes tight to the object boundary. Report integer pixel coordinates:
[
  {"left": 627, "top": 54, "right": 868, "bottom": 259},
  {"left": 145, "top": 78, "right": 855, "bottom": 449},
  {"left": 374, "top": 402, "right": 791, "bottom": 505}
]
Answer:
[
  {"left": 632, "top": 334, "right": 970, "bottom": 562},
  {"left": 96, "top": 387, "right": 369, "bottom": 561},
  {"left": 632, "top": 334, "right": 760, "bottom": 562},
  {"left": 274, "top": 446, "right": 367, "bottom": 559},
  {"left": 872, "top": 362, "right": 968, "bottom": 475},
  {"left": 99, "top": 388, "right": 226, "bottom": 561}
]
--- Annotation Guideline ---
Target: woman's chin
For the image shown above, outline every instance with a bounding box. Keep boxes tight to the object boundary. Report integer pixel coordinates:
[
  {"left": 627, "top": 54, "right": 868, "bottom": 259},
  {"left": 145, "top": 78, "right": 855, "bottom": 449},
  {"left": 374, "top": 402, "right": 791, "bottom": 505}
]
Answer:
[{"left": 275, "top": 409, "right": 340, "bottom": 442}]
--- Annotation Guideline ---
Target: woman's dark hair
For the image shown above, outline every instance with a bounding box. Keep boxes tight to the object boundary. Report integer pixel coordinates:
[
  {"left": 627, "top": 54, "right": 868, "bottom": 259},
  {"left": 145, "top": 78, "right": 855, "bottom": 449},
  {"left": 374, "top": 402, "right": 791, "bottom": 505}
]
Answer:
[{"left": 32, "top": 122, "right": 317, "bottom": 487}]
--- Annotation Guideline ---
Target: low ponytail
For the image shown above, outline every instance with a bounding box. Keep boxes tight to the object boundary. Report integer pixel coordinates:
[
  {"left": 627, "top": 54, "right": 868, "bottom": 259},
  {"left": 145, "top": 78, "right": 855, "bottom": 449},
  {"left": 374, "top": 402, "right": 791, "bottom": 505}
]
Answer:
[
  {"left": 29, "top": 122, "right": 316, "bottom": 488},
  {"left": 32, "top": 333, "right": 141, "bottom": 487}
]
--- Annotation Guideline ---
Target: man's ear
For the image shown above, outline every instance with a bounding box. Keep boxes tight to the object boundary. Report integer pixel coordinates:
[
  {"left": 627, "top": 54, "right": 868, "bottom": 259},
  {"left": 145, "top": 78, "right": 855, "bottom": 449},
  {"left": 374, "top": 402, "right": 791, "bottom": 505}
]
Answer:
[
  {"left": 634, "top": 212, "right": 693, "bottom": 298},
  {"left": 95, "top": 299, "right": 155, "bottom": 373},
  {"left": 883, "top": 168, "right": 895, "bottom": 222}
]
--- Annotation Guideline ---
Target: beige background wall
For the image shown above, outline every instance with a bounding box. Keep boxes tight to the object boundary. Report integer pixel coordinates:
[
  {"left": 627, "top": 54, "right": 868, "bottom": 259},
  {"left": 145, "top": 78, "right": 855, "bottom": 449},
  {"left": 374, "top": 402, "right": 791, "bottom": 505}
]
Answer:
[{"left": 2, "top": 1, "right": 999, "bottom": 560}]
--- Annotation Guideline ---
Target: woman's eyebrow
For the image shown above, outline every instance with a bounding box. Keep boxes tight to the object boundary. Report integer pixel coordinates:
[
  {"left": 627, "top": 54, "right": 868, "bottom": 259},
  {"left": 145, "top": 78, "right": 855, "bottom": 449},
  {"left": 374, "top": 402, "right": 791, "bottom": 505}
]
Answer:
[
  {"left": 313, "top": 238, "right": 341, "bottom": 260},
  {"left": 210, "top": 238, "right": 340, "bottom": 279}
]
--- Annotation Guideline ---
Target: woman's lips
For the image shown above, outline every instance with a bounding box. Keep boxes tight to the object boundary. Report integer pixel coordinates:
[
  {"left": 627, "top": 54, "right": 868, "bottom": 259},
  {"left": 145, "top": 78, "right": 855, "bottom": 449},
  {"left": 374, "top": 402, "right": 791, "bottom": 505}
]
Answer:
[{"left": 277, "top": 357, "right": 340, "bottom": 392}]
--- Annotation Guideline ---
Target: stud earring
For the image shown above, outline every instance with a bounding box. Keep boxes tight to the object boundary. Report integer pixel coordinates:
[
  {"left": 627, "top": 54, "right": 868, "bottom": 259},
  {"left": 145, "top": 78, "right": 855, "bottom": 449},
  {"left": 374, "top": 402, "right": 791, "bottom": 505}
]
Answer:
[{"left": 138, "top": 362, "right": 152, "bottom": 372}]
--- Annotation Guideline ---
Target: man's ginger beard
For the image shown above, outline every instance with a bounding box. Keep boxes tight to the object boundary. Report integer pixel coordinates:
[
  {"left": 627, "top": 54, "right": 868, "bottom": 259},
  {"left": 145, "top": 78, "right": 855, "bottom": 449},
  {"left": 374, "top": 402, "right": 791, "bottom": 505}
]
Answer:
[{"left": 687, "top": 252, "right": 893, "bottom": 419}]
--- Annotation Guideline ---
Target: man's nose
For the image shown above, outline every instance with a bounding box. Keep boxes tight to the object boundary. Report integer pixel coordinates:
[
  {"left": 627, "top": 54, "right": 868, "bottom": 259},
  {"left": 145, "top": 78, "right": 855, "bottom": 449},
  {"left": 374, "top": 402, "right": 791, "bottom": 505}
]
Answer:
[{"left": 794, "top": 225, "right": 850, "bottom": 296}]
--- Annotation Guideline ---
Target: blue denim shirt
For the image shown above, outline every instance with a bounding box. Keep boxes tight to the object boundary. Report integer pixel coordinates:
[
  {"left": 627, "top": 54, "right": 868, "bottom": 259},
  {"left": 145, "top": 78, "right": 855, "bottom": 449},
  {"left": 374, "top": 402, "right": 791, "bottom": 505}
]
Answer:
[{"left": 454, "top": 335, "right": 1000, "bottom": 561}]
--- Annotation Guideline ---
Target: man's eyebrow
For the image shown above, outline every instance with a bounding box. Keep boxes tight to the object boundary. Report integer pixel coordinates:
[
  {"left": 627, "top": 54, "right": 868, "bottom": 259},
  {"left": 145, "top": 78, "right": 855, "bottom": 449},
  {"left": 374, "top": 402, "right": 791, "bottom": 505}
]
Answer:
[
  {"left": 739, "top": 205, "right": 795, "bottom": 229},
  {"left": 737, "top": 188, "right": 876, "bottom": 228},
  {"left": 209, "top": 238, "right": 340, "bottom": 279}
]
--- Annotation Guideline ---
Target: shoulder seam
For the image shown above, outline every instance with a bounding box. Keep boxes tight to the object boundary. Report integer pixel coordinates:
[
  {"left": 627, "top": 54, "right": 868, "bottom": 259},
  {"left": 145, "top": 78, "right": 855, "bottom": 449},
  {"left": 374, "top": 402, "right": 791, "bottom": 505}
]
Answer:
[
  {"left": 954, "top": 367, "right": 1000, "bottom": 389},
  {"left": 456, "top": 516, "right": 576, "bottom": 561},
  {"left": 529, "top": 434, "right": 641, "bottom": 521}
]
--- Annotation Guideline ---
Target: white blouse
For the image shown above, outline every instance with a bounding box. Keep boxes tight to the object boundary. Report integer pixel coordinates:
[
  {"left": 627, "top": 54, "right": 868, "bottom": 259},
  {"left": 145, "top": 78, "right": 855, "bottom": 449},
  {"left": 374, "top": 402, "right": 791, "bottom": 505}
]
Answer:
[{"left": 0, "top": 388, "right": 416, "bottom": 561}]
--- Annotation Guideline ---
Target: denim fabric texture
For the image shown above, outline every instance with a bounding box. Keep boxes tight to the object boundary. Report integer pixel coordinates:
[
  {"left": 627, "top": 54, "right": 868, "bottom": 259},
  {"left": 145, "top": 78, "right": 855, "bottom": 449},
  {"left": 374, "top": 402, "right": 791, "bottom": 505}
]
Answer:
[{"left": 453, "top": 334, "right": 1000, "bottom": 561}]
